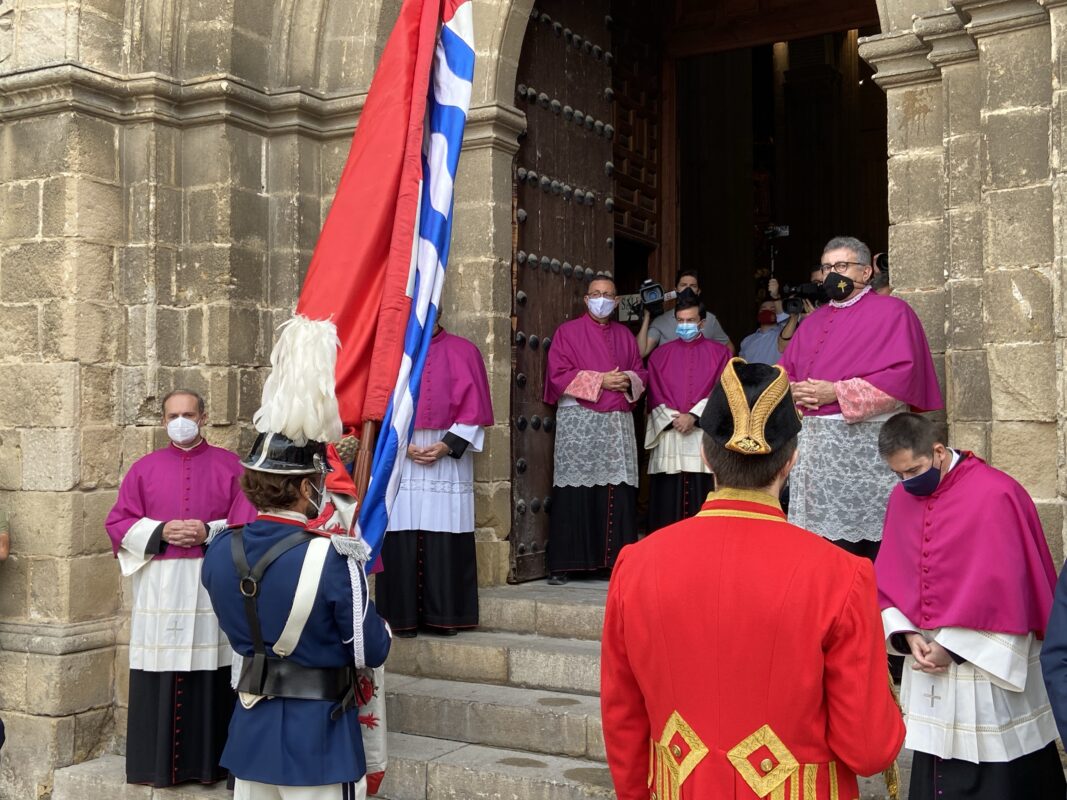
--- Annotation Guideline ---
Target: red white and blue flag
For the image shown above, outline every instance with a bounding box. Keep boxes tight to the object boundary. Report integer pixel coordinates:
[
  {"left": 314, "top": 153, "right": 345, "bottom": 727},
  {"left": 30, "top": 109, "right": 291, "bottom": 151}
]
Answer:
[{"left": 296, "top": 0, "right": 475, "bottom": 564}]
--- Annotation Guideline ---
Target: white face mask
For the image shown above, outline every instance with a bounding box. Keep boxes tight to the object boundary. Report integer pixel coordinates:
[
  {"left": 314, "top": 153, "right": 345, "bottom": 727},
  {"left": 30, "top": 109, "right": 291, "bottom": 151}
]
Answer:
[
  {"left": 166, "top": 417, "right": 200, "bottom": 445},
  {"left": 587, "top": 296, "right": 616, "bottom": 319}
]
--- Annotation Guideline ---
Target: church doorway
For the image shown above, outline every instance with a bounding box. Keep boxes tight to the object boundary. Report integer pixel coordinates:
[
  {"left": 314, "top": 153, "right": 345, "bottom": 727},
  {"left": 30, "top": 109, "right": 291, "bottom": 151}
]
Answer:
[{"left": 508, "top": 0, "right": 888, "bottom": 582}]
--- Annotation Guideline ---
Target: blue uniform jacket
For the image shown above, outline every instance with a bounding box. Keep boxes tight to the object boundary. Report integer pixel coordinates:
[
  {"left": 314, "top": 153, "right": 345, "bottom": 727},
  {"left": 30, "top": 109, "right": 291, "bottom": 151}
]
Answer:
[
  {"left": 201, "top": 517, "right": 391, "bottom": 786},
  {"left": 1041, "top": 560, "right": 1067, "bottom": 744}
]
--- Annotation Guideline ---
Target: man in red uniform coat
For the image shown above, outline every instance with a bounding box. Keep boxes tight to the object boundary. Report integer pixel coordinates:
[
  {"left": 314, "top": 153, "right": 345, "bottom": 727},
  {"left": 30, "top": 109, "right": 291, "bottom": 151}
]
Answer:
[{"left": 601, "top": 358, "right": 904, "bottom": 800}]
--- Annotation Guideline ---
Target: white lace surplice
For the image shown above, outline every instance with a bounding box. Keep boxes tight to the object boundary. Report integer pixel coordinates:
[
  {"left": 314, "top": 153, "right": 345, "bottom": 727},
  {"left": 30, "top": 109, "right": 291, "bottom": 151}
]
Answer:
[
  {"left": 388, "top": 425, "right": 483, "bottom": 533},
  {"left": 883, "top": 607, "right": 1058, "bottom": 763}
]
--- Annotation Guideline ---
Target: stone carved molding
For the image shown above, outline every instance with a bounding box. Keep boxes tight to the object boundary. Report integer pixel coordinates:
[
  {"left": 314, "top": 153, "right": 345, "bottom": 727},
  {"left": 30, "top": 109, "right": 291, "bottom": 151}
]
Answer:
[
  {"left": 914, "top": 8, "right": 980, "bottom": 65},
  {"left": 951, "top": 0, "right": 1049, "bottom": 37},
  {"left": 859, "top": 29, "right": 940, "bottom": 88}
]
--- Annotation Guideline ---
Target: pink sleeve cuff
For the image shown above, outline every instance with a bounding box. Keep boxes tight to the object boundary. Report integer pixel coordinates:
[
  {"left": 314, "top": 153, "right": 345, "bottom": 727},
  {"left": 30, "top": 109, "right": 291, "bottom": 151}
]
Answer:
[
  {"left": 564, "top": 370, "right": 603, "bottom": 402},
  {"left": 623, "top": 371, "right": 645, "bottom": 403},
  {"left": 835, "top": 378, "right": 901, "bottom": 423}
]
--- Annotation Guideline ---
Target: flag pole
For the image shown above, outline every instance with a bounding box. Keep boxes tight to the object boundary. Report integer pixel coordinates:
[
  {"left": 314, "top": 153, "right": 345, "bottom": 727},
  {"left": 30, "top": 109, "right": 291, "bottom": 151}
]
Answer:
[{"left": 353, "top": 420, "right": 379, "bottom": 503}]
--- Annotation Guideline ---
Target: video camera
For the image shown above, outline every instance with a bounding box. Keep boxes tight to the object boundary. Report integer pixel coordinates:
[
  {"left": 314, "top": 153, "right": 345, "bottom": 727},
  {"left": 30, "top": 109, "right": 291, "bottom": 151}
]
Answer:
[
  {"left": 636, "top": 279, "right": 677, "bottom": 319},
  {"left": 780, "top": 281, "right": 828, "bottom": 316}
]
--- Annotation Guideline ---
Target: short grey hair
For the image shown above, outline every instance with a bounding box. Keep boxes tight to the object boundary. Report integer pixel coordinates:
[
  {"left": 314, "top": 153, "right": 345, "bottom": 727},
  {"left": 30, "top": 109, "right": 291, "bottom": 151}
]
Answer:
[
  {"left": 822, "top": 236, "right": 871, "bottom": 267},
  {"left": 162, "top": 388, "right": 206, "bottom": 415}
]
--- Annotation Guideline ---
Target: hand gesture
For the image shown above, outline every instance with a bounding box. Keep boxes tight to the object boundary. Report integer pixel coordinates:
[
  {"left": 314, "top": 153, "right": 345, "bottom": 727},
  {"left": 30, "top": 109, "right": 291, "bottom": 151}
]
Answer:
[
  {"left": 905, "top": 632, "right": 949, "bottom": 674},
  {"left": 163, "top": 520, "right": 205, "bottom": 548},
  {"left": 767, "top": 277, "right": 779, "bottom": 299},
  {"left": 410, "top": 442, "right": 450, "bottom": 465},
  {"left": 671, "top": 413, "right": 697, "bottom": 435},
  {"left": 790, "top": 379, "right": 836, "bottom": 411},
  {"left": 601, "top": 368, "right": 631, "bottom": 393}
]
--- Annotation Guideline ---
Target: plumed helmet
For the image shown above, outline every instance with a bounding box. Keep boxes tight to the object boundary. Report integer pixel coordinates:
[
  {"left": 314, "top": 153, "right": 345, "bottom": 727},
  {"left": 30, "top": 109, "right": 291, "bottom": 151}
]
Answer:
[{"left": 241, "top": 432, "right": 334, "bottom": 475}]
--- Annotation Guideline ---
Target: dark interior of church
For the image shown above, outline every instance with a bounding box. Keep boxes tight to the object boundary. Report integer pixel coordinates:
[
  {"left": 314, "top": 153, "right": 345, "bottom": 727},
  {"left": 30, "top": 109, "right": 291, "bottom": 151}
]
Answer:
[{"left": 609, "top": 0, "right": 887, "bottom": 345}]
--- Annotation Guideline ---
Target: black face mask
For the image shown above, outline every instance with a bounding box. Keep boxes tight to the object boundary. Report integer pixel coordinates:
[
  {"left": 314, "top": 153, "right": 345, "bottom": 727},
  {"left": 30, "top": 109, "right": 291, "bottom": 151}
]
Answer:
[
  {"left": 824, "top": 273, "right": 864, "bottom": 302},
  {"left": 676, "top": 286, "right": 699, "bottom": 303}
]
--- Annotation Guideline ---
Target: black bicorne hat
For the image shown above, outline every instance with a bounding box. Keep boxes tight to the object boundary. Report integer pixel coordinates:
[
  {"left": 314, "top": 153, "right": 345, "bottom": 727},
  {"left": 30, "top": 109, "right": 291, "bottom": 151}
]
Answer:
[
  {"left": 699, "top": 358, "right": 802, "bottom": 455},
  {"left": 241, "top": 432, "right": 334, "bottom": 475}
]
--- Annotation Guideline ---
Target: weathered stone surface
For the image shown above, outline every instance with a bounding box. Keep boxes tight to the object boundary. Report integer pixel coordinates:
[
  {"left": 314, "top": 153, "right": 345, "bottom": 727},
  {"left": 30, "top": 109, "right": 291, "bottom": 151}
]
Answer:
[
  {"left": 945, "top": 133, "right": 981, "bottom": 209},
  {"left": 0, "top": 363, "right": 79, "bottom": 427},
  {"left": 80, "top": 426, "right": 123, "bottom": 489},
  {"left": 387, "top": 631, "right": 510, "bottom": 685},
  {"left": 886, "top": 83, "right": 943, "bottom": 156},
  {"left": 41, "top": 175, "right": 124, "bottom": 240},
  {"left": 475, "top": 480, "right": 511, "bottom": 532},
  {"left": 979, "top": 25, "right": 1052, "bottom": 113},
  {"left": 984, "top": 108, "right": 1050, "bottom": 191},
  {"left": 21, "top": 428, "right": 80, "bottom": 491},
  {"left": 947, "top": 279, "right": 982, "bottom": 349},
  {"left": 1035, "top": 500, "right": 1065, "bottom": 566},
  {"left": 947, "top": 206, "right": 983, "bottom": 280},
  {"left": 0, "top": 711, "right": 76, "bottom": 800},
  {"left": 942, "top": 60, "right": 981, "bottom": 137},
  {"left": 982, "top": 268, "right": 1053, "bottom": 343},
  {"left": 984, "top": 184, "right": 1054, "bottom": 268},
  {"left": 896, "top": 289, "right": 946, "bottom": 353},
  {"left": 948, "top": 420, "right": 990, "bottom": 459},
  {"left": 479, "top": 583, "right": 606, "bottom": 641},
  {"left": 0, "top": 429, "right": 23, "bottom": 491},
  {"left": 25, "top": 648, "right": 114, "bottom": 715},
  {"left": 887, "top": 220, "right": 945, "bottom": 289},
  {"left": 888, "top": 152, "right": 944, "bottom": 223},
  {"left": 987, "top": 342, "right": 1056, "bottom": 421},
  {"left": 475, "top": 537, "right": 511, "bottom": 587},
  {"left": 0, "top": 304, "right": 40, "bottom": 360},
  {"left": 991, "top": 421, "right": 1058, "bottom": 498},
  {"left": 0, "top": 180, "right": 42, "bottom": 240}
]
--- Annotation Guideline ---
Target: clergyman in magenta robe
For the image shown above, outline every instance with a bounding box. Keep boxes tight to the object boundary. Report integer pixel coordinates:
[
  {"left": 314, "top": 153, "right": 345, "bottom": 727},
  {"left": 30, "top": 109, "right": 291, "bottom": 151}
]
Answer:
[
  {"left": 543, "top": 276, "right": 646, "bottom": 584},
  {"left": 105, "top": 389, "right": 255, "bottom": 787}
]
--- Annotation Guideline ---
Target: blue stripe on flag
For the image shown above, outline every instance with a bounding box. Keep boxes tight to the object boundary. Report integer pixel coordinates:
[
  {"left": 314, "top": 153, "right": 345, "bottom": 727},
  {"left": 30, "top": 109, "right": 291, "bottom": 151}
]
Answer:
[{"left": 440, "top": 24, "right": 475, "bottom": 82}]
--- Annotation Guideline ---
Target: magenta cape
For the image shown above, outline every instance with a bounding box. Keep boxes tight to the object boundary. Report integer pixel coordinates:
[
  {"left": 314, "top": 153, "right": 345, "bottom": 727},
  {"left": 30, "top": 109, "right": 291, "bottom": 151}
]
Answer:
[
  {"left": 544, "top": 314, "right": 647, "bottom": 412},
  {"left": 778, "top": 291, "right": 942, "bottom": 416},
  {"left": 414, "top": 329, "right": 494, "bottom": 429},
  {"left": 875, "top": 454, "right": 1057, "bottom": 637},
  {"left": 105, "top": 441, "right": 256, "bottom": 561},
  {"left": 647, "top": 337, "right": 731, "bottom": 411}
]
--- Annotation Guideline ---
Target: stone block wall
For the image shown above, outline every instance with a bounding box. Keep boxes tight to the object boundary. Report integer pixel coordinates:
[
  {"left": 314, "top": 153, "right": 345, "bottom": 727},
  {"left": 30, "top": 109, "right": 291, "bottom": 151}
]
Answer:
[
  {"left": 862, "top": 0, "right": 1066, "bottom": 563},
  {"left": 0, "top": 0, "right": 526, "bottom": 794}
]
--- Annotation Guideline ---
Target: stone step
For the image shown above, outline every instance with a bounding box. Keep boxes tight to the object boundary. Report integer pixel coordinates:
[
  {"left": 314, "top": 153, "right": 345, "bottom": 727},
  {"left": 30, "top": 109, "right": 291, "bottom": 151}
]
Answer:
[
  {"left": 385, "top": 630, "right": 601, "bottom": 695},
  {"left": 386, "top": 675, "right": 605, "bottom": 762},
  {"left": 51, "top": 743, "right": 907, "bottom": 800},
  {"left": 379, "top": 732, "right": 614, "bottom": 800},
  {"left": 479, "top": 581, "right": 607, "bottom": 641},
  {"left": 50, "top": 738, "right": 616, "bottom": 800}
]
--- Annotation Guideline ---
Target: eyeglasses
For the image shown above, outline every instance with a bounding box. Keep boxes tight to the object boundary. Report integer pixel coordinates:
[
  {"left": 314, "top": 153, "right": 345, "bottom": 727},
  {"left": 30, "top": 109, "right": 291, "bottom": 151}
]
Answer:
[
  {"left": 819, "top": 261, "right": 866, "bottom": 274},
  {"left": 587, "top": 291, "right": 616, "bottom": 299}
]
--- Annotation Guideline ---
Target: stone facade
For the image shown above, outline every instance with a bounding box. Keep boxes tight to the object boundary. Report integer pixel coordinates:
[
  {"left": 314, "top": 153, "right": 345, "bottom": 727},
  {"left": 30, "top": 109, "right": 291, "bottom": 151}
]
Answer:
[
  {"left": 860, "top": 0, "right": 1066, "bottom": 563},
  {"left": 0, "top": 0, "right": 1064, "bottom": 796}
]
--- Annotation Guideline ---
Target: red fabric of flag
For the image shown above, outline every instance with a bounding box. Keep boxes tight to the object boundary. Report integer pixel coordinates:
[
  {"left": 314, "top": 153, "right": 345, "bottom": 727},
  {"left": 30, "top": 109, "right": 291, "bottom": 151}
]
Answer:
[{"left": 296, "top": 0, "right": 441, "bottom": 429}]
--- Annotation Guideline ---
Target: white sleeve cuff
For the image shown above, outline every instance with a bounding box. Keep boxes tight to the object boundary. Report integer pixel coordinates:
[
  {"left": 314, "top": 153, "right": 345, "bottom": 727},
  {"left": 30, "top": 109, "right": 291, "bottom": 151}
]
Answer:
[
  {"left": 206, "top": 519, "right": 229, "bottom": 544},
  {"left": 447, "top": 423, "right": 484, "bottom": 453},
  {"left": 687, "top": 398, "right": 708, "bottom": 417},
  {"left": 117, "top": 517, "right": 163, "bottom": 577},
  {"left": 882, "top": 607, "right": 919, "bottom": 654}
]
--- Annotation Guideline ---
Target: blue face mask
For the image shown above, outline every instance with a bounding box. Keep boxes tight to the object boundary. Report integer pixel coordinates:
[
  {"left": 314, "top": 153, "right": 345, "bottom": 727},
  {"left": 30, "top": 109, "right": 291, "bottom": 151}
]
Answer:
[
  {"left": 676, "top": 322, "right": 700, "bottom": 342},
  {"left": 901, "top": 457, "right": 943, "bottom": 497}
]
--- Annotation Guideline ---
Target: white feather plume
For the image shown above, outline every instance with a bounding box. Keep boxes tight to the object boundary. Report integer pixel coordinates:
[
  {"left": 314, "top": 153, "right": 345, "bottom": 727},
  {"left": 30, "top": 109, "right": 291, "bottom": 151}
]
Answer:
[{"left": 253, "top": 316, "right": 343, "bottom": 446}]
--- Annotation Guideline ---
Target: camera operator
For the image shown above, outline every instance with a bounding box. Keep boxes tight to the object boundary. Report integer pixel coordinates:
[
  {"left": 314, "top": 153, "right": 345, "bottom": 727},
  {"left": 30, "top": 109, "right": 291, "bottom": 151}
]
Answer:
[
  {"left": 776, "top": 267, "right": 824, "bottom": 353},
  {"left": 637, "top": 270, "right": 733, "bottom": 358},
  {"left": 739, "top": 279, "right": 790, "bottom": 366}
]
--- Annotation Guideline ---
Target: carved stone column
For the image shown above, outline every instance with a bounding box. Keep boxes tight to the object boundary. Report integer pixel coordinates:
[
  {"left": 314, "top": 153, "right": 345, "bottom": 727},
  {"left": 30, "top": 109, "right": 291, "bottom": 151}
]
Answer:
[
  {"left": 859, "top": 30, "right": 948, "bottom": 401},
  {"left": 953, "top": 0, "right": 1060, "bottom": 556}
]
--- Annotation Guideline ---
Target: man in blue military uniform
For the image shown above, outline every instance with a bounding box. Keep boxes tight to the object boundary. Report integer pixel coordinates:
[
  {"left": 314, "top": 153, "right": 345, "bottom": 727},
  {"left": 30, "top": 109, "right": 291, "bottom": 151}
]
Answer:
[{"left": 202, "top": 317, "right": 391, "bottom": 800}]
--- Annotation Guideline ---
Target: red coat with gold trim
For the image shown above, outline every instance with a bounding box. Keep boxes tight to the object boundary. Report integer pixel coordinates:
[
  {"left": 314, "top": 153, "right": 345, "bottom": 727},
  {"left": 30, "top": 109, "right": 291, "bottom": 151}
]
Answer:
[{"left": 601, "top": 489, "right": 904, "bottom": 800}]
